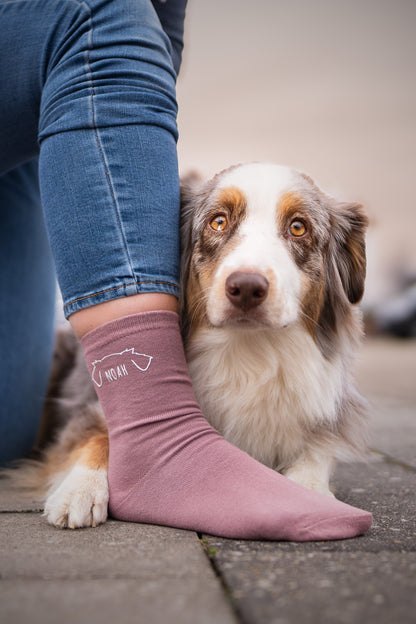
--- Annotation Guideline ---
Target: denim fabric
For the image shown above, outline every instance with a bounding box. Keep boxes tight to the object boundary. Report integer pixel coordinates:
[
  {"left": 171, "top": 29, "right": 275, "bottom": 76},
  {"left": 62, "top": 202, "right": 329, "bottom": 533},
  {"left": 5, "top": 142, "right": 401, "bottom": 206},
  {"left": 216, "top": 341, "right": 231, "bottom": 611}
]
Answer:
[
  {"left": 0, "top": 161, "right": 56, "bottom": 464},
  {"left": 0, "top": 0, "right": 186, "bottom": 463}
]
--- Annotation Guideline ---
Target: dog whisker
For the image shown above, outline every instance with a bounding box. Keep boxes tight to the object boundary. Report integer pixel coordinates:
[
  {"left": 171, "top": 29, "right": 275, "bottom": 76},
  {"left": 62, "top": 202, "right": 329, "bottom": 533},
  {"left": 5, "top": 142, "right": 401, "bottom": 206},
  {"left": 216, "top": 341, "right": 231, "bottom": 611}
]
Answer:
[
  {"left": 299, "top": 308, "right": 324, "bottom": 332},
  {"left": 187, "top": 286, "right": 211, "bottom": 326}
]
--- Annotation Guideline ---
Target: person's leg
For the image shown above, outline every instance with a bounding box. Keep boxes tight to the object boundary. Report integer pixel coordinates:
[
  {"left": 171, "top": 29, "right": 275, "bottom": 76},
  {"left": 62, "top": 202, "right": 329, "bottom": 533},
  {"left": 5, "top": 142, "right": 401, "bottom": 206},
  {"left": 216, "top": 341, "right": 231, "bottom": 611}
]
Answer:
[
  {"left": 0, "top": 0, "right": 371, "bottom": 538},
  {"left": 40, "top": 123, "right": 182, "bottom": 337},
  {"left": 0, "top": 161, "right": 56, "bottom": 465},
  {"left": 37, "top": 0, "right": 183, "bottom": 326},
  {"left": 0, "top": 0, "right": 183, "bottom": 450}
]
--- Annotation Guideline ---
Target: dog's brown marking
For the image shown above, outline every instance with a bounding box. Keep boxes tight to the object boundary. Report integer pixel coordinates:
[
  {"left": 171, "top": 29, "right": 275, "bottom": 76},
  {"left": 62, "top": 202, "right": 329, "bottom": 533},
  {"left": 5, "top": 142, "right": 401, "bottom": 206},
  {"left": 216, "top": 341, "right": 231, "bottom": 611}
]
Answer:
[
  {"left": 185, "top": 186, "right": 248, "bottom": 331},
  {"left": 186, "top": 237, "right": 242, "bottom": 331},
  {"left": 276, "top": 191, "right": 327, "bottom": 337},
  {"left": 77, "top": 433, "right": 109, "bottom": 471},
  {"left": 185, "top": 267, "right": 209, "bottom": 330},
  {"left": 299, "top": 271, "right": 326, "bottom": 338},
  {"left": 199, "top": 185, "right": 247, "bottom": 257},
  {"left": 278, "top": 191, "right": 306, "bottom": 222},
  {"left": 39, "top": 429, "right": 108, "bottom": 483},
  {"left": 277, "top": 192, "right": 317, "bottom": 267},
  {"left": 216, "top": 186, "right": 247, "bottom": 215}
]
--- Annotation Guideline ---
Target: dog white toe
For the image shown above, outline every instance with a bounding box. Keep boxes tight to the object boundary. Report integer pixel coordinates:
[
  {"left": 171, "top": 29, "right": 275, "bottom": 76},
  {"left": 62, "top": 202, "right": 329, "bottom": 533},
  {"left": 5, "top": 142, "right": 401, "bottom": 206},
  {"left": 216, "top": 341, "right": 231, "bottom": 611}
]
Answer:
[
  {"left": 284, "top": 468, "right": 335, "bottom": 498},
  {"left": 44, "top": 465, "right": 109, "bottom": 529}
]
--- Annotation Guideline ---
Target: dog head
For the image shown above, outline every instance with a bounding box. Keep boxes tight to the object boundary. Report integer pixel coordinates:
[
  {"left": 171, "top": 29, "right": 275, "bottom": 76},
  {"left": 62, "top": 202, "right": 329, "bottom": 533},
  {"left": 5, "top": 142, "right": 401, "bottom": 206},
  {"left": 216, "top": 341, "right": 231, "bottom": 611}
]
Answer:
[{"left": 180, "top": 163, "right": 368, "bottom": 357}]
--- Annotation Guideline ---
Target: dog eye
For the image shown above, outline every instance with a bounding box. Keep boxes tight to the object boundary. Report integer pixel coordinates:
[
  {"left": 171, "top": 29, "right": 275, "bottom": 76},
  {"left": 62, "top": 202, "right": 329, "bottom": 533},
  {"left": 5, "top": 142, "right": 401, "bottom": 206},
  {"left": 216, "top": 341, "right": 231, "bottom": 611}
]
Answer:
[
  {"left": 288, "top": 220, "right": 306, "bottom": 237},
  {"left": 210, "top": 215, "right": 229, "bottom": 232}
]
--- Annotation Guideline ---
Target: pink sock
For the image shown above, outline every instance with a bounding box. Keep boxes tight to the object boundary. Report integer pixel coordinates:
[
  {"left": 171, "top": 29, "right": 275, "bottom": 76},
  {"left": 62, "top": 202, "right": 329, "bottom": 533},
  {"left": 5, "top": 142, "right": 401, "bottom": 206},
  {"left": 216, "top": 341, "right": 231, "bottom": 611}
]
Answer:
[{"left": 81, "top": 311, "right": 372, "bottom": 541}]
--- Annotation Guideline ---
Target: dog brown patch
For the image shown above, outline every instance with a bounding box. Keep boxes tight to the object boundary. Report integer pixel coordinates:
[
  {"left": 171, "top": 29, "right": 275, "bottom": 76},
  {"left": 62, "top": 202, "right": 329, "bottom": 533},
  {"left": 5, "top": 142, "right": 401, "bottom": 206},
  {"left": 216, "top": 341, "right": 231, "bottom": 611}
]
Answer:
[
  {"left": 277, "top": 191, "right": 327, "bottom": 337},
  {"left": 185, "top": 267, "right": 209, "bottom": 330},
  {"left": 277, "top": 191, "right": 317, "bottom": 266},
  {"left": 77, "top": 433, "right": 109, "bottom": 471},
  {"left": 186, "top": 235, "right": 244, "bottom": 331},
  {"left": 39, "top": 427, "right": 108, "bottom": 482},
  {"left": 216, "top": 186, "right": 247, "bottom": 215},
  {"left": 278, "top": 191, "right": 306, "bottom": 223},
  {"left": 195, "top": 187, "right": 246, "bottom": 259},
  {"left": 184, "top": 186, "right": 248, "bottom": 332},
  {"left": 299, "top": 271, "right": 326, "bottom": 337}
]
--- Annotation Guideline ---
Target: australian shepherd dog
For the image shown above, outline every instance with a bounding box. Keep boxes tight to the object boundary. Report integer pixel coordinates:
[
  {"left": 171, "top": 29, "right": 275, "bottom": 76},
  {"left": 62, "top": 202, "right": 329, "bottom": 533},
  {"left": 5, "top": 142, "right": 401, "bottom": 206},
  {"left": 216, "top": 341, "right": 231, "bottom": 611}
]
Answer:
[{"left": 4, "top": 163, "right": 369, "bottom": 529}]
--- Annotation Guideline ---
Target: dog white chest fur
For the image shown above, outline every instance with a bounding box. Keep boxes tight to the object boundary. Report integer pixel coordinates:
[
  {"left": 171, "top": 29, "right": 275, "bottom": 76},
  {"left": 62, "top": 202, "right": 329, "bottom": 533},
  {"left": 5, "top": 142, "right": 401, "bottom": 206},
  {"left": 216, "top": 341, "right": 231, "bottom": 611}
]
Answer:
[{"left": 187, "top": 325, "right": 343, "bottom": 474}]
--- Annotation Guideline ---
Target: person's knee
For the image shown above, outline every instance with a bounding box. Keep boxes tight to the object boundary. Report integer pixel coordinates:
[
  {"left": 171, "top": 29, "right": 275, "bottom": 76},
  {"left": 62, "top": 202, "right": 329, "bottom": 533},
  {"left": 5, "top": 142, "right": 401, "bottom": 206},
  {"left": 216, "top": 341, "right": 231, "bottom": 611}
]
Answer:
[{"left": 39, "top": 0, "right": 178, "bottom": 143}]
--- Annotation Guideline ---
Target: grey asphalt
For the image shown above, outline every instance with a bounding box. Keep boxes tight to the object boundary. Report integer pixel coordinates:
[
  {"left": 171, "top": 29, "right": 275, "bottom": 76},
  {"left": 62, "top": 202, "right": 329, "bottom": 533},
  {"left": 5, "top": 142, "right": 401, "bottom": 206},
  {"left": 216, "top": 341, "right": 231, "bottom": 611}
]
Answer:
[{"left": 1, "top": 336, "right": 415, "bottom": 624}]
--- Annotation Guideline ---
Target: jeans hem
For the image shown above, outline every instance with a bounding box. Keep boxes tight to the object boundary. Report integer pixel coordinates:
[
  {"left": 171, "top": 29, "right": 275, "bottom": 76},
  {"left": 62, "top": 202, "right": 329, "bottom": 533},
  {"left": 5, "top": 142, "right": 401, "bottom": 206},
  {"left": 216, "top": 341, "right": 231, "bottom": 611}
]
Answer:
[{"left": 63, "top": 279, "right": 180, "bottom": 318}]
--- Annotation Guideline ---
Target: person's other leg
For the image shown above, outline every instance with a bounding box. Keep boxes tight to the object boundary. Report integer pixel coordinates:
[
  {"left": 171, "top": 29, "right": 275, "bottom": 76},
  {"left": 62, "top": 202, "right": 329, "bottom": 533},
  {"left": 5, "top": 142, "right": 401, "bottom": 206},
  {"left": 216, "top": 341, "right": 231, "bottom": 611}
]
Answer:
[
  {"left": 0, "top": 0, "right": 65, "bottom": 465},
  {"left": 0, "top": 161, "right": 56, "bottom": 465}
]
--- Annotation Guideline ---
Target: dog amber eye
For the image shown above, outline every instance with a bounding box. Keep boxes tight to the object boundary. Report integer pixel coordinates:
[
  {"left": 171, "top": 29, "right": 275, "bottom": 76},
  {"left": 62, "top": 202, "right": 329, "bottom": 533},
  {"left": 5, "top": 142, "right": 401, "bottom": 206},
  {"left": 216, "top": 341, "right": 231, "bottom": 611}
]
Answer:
[
  {"left": 289, "top": 220, "right": 306, "bottom": 237},
  {"left": 210, "top": 215, "right": 228, "bottom": 232}
]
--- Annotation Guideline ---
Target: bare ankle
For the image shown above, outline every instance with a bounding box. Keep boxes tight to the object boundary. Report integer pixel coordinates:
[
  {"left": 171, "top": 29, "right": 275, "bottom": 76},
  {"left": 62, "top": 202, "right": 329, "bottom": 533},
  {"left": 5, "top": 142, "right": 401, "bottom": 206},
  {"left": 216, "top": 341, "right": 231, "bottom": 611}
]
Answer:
[{"left": 69, "top": 293, "right": 178, "bottom": 338}]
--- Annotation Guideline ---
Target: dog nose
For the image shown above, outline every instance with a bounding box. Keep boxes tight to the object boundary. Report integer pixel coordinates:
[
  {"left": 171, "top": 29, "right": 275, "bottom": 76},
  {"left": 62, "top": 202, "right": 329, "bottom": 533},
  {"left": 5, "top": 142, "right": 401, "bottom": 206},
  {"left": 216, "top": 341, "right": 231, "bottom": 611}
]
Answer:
[{"left": 225, "top": 271, "right": 269, "bottom": 310}]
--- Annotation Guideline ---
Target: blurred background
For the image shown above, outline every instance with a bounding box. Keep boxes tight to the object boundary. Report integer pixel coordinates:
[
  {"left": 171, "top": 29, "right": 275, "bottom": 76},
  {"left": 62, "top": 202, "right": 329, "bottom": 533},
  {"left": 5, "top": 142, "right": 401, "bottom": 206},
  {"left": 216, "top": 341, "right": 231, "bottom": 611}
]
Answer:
[{"left": 176, "top": 0, "right": 416, "bottom": 317}]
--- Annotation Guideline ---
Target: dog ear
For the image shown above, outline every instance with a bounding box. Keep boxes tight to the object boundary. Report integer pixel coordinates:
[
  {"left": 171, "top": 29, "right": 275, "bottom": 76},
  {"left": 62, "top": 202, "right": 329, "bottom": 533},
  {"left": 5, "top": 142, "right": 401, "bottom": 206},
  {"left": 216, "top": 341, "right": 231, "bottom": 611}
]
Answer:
[
  {"left": 179, "top": 172, "right": 202, "bottom": 340},
  {"left": 329, "top": 201, "right": 368, "bottom": 304},
  {"left": 180, "top": 172, "right": 201, "bottom": 254},
  {"left": 316, "top": 201, "right": 368, "bottom": 357}
]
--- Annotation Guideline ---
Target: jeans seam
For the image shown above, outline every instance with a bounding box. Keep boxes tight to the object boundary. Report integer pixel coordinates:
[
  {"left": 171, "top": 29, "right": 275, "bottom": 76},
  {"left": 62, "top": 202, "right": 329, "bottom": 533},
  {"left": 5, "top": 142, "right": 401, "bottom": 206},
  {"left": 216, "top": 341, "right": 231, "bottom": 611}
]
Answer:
[
  {"left": 85, "top": 4, "right": 137, "bottom": 286},
  {"left": 63, "top": 279, "right": 179, "bottom": 311}
]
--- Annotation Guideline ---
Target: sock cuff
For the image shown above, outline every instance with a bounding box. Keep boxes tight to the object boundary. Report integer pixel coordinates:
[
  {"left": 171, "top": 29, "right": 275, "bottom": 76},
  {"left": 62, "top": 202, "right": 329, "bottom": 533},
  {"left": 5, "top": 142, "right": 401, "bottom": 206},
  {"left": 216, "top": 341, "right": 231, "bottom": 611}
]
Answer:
[{"left": 80, "top": 310, "right": 180, "bottom": 352}]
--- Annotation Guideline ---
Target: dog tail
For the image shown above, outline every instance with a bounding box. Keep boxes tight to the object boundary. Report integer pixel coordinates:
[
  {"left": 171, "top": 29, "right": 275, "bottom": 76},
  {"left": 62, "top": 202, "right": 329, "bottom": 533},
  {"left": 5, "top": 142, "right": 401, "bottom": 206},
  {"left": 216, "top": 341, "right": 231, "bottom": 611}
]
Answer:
[
  {"left": 0, "top": 325, "right": 82, "bottom": 500},
  {"left": 0, "top": 456, "right": 50, "bottom": 500}
]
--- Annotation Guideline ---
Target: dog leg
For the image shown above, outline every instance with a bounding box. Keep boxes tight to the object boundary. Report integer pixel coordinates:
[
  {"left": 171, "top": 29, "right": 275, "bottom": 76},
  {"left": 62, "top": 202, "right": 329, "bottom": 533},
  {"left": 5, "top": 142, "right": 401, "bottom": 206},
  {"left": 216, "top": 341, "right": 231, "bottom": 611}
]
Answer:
[
  {"left": 44, "top": 433, "right": 109, "bottom": 529},
  {"left": 284, "top": 452, "right": 335, "bottom": 498}
]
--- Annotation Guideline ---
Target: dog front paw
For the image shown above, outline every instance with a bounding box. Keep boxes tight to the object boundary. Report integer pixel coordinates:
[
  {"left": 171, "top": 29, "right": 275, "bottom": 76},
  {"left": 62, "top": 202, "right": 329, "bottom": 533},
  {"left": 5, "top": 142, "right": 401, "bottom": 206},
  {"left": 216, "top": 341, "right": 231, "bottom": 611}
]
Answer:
[
  {"left": 44, "top": 465, "right": 109, "bottom": 529},
  {"left": 284, "top": 468, "right": 335, "bottom": 498}
]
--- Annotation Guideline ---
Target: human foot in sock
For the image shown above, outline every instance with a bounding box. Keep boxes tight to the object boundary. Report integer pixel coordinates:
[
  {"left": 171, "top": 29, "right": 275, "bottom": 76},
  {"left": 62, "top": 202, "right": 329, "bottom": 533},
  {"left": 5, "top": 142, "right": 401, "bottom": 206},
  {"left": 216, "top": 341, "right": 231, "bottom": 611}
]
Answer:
[{"left": 81, "top": 311, "right": 372, "bottom": 541}]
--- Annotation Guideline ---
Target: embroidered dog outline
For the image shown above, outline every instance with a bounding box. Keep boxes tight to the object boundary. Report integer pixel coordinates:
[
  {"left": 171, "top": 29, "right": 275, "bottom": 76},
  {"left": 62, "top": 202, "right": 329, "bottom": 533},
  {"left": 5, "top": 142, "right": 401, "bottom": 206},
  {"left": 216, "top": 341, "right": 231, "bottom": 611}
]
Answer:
[{"left": 91, "top": 348, "right": 153, "bottom": 388}]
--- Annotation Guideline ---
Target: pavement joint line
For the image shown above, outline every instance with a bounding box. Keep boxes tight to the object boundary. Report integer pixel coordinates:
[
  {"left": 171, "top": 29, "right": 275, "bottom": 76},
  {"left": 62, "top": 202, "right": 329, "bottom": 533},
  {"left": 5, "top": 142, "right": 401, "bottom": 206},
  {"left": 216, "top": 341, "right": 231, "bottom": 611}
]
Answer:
[
  {"left": 370, "top": 447, "right": 416, "bottom": 473},
  {"left": 198, "top": 533, "right": 244, "bottom": 623},
  {"left": 0, "top": 511, "right": 43, "bottom": 515},
  {"left": 1, "top": 572, "right": 198, "bottom": 582}
]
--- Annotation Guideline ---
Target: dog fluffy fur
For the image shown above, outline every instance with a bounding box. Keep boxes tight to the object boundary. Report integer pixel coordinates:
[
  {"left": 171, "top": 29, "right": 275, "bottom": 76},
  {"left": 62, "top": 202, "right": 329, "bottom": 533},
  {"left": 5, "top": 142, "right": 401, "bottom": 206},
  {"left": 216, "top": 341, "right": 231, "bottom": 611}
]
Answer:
[{"left": 3, "top": 163, "right": 369, "bottom": 528}]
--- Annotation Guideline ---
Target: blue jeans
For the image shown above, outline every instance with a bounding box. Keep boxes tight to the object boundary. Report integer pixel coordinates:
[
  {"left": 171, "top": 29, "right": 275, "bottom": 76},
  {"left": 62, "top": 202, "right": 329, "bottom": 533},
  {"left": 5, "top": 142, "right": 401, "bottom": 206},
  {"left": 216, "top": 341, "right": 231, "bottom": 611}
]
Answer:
[{"left": 0, "top": 0, "right": 187, "bottom": 464}]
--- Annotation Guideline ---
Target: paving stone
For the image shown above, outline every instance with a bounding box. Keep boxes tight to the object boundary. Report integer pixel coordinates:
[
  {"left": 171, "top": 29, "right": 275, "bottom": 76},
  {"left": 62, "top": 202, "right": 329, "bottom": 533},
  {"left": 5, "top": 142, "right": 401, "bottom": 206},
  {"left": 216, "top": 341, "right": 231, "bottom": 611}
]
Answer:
[
  {"left": 367, "top": 400, "right": 416, "bottom": 468},
  {"left": 0, "top": 578, "right": 234, "bottom": 624},
  {"left": 355, "top": 337, "right": 416, "bottom": 468},
  {"left": 0, "top": 513, "right": 237, "bottom": 624},
  {"left": 356, "top": 338, "right": 416, "bottom": 407},
  {"left": 203, "top": 459, "right": 416, "bottom": 624},
  {"left": 204, "top": 549, "right": 416, "bottom": 624},
  {"left": 0, "top": 479, "right": 43, "bottom": 512},
  {"left": 332, "top": 461, "right": 416, "bottom": 552}
]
